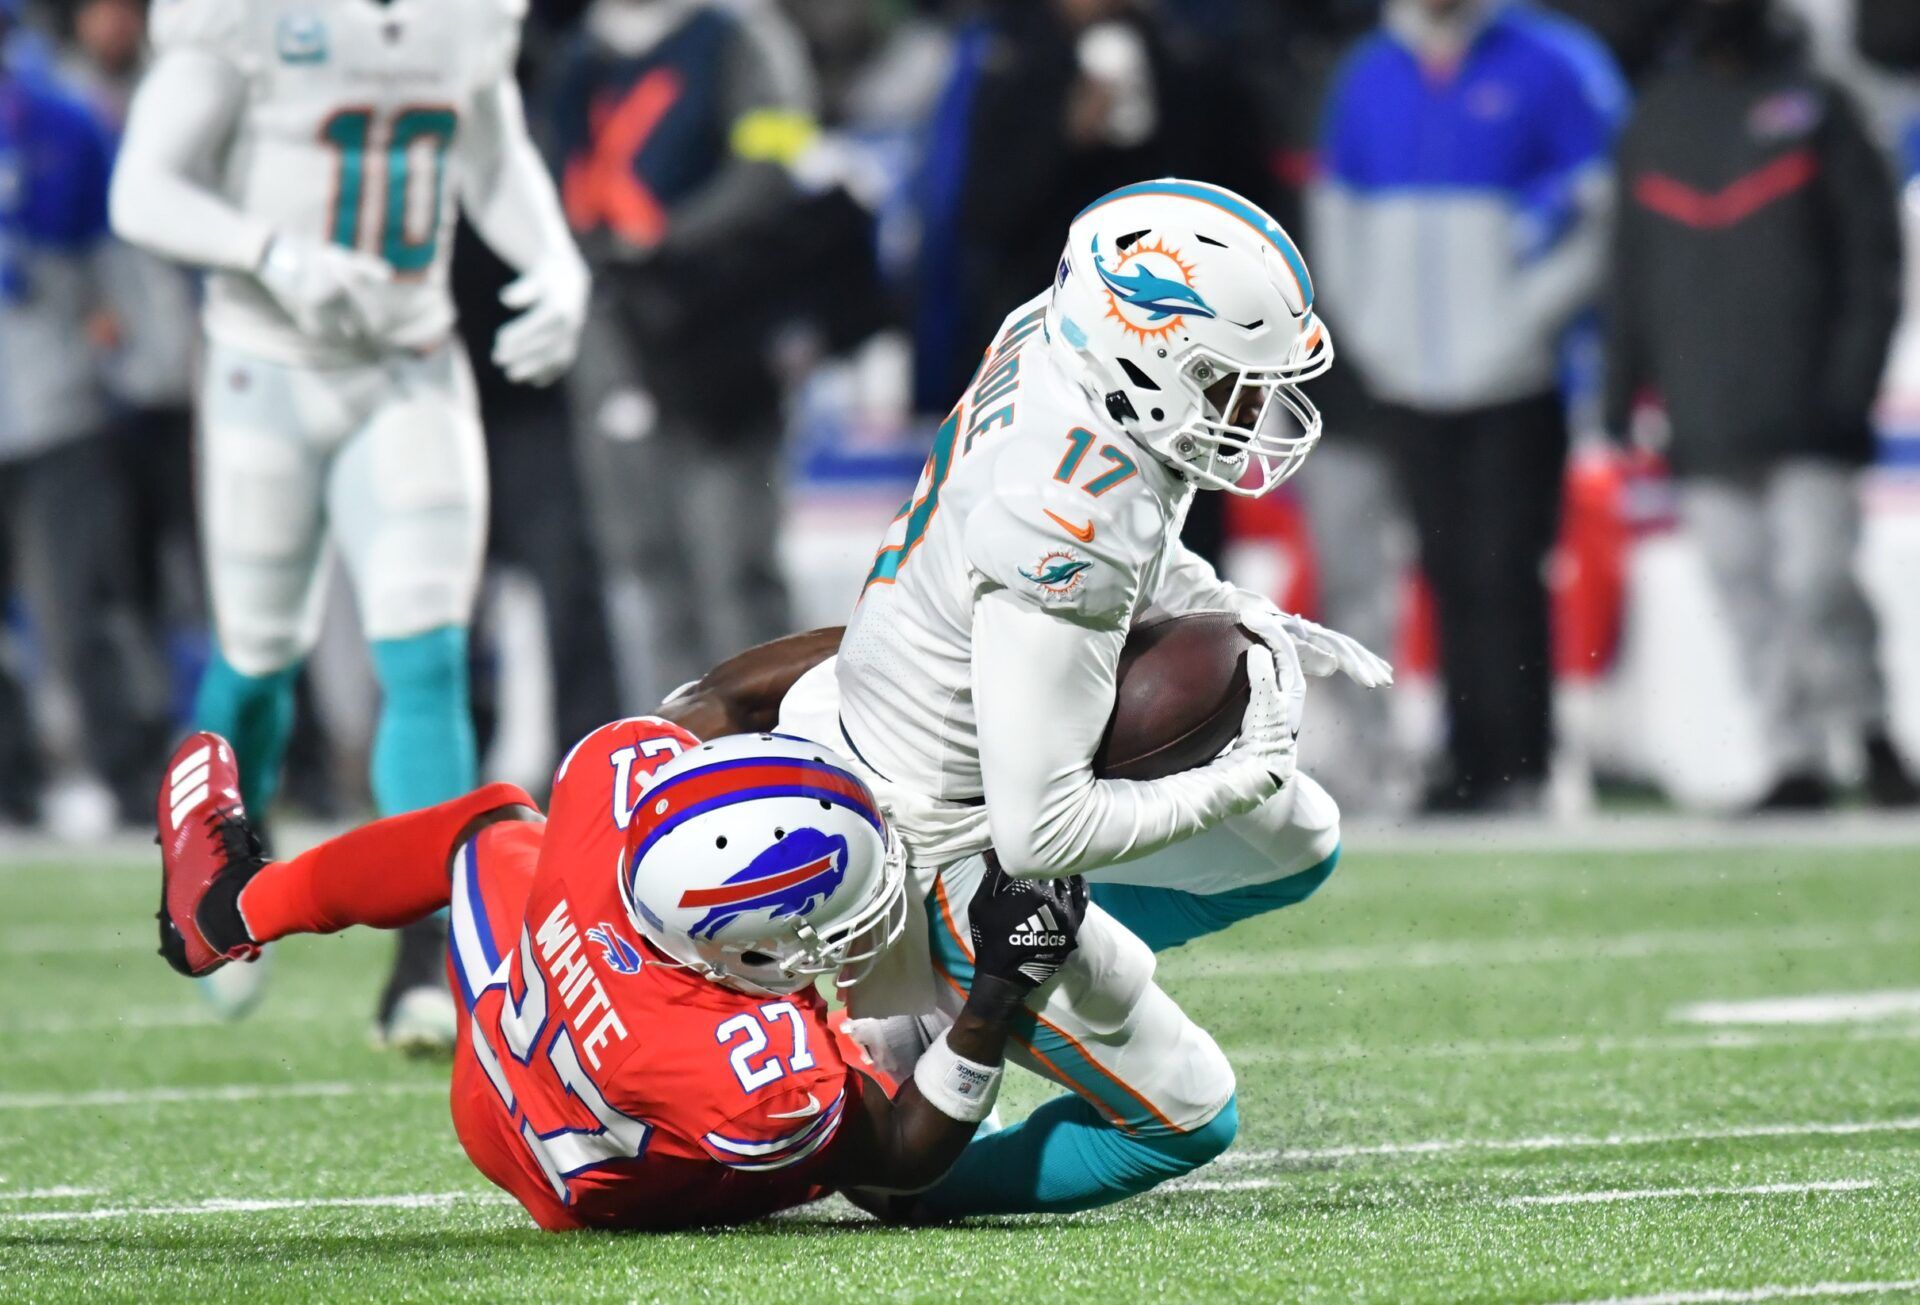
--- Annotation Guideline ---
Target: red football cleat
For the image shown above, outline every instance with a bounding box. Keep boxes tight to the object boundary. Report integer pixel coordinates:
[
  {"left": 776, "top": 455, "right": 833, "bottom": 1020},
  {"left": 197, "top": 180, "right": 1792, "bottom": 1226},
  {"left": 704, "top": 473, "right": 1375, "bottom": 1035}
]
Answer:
[{"left": 155, "top": 732, "right": 268, "bottom": 977}]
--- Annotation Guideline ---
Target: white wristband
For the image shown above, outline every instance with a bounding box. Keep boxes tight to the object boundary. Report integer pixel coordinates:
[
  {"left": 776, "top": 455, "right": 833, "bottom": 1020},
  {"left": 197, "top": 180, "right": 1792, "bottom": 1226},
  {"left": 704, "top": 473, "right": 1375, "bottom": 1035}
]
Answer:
[{"left": 911, "top": 1030, "right": 1002, "bottom": 1123}]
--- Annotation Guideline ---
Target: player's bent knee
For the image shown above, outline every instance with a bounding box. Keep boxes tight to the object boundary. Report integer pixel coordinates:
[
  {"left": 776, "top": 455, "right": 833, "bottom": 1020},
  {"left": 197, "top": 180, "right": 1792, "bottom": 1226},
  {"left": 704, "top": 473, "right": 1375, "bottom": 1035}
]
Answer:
[
  {"left": 1149, "top": 1093, "right": 1238, "bottom": 1171},
  {"left": 1273, "top": 842, "right": 1340, "bottom": 905},
  {"left": 214, "top": 630, "right": 308, "bottom": 681}
]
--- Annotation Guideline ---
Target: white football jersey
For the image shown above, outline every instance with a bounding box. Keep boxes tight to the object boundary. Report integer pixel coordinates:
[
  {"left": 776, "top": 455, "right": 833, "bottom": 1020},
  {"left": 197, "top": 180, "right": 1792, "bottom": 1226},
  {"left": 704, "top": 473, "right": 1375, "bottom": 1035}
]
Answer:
[
  {"left": 837, "top": 292, "right": 1197, "bottom": 802},
  {"left": 152, "top": 0, "right": 524, "bottom": 363}
]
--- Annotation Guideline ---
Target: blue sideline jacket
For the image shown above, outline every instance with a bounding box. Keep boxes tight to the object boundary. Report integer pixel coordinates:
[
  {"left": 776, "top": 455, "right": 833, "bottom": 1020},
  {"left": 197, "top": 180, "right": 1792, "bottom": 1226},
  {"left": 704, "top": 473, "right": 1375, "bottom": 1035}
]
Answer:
[
  {"left": 0, "top": 50, "right": 113, "bottom": 458},
  {"left": 1310, "top": 3, "right": 1625, "bottom": 413}
]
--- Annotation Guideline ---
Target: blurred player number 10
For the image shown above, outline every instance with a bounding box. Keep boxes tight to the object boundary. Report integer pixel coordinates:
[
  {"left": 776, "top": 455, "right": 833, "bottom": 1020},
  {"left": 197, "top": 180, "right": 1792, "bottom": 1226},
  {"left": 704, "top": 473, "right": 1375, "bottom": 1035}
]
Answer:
[{"left": 319, "top": 106, "right": 458, "bottom": 273}]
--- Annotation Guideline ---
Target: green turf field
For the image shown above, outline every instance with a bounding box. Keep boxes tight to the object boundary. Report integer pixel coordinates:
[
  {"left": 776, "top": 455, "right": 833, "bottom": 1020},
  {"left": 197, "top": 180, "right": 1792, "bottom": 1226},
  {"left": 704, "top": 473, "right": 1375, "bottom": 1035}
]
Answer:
[{"left": 4, "top": 833, "right": 1918, "bottom": 1303}]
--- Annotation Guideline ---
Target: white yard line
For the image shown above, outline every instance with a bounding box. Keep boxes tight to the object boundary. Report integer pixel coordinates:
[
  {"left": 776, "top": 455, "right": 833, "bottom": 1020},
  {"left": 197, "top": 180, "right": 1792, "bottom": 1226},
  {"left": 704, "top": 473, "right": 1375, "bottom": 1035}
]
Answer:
[
  {"left": 0, "top": 1186, "right": 101, "bottom": 1200},
  {"left": 1327, "top": 847, "right": 1911, "bottom": 902},
  {"left": 1674, "top": 990, "right": 1920, "bottom": 1027},
  {"left": 0, "top": 1080, "right": 443, "bottom": 1111},
  {"left": 1502, "top": 1179, "right": 1876, "bottom": 1207},
  {"left": 1189, "top": 920, "right": 1920, "bottom": 978},
  {"left": 0, "top": 1191, "right": 515, "bottom": 1224},
  {"left": 1346, "top": 810, "right": 1920, "bottom": 853},
  {"left": 0, "top": 925, "right": 150, "bottom": 956},
  {"left": 1219, "top": 1115, "right": 1920, "bottom": 1167},
  {"left": 1162, "top": 1177, "right": 1880, "bottom": 1204},
  {"left": 3, "top": 1002, "right": 337, "bottom": 1037},
  {"left": 1551, "top": 1280, "right": 1920, "bottom": 1305},
  {"left": 1226, "top": 1022, "right": 1920, "bottom": 1067}
]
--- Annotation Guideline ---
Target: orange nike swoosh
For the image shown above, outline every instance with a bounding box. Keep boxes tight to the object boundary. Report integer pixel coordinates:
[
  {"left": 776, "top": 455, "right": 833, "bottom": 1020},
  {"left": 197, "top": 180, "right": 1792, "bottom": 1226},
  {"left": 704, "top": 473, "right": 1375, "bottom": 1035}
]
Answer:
[{"left": 1043, "top": 510, "right": 1095, "bottom": 543}]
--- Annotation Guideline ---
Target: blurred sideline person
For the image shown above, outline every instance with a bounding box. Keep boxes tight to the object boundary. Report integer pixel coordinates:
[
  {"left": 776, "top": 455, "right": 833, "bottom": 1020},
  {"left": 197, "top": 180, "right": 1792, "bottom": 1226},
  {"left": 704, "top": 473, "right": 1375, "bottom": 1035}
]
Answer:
[
  {"left": 454, "top": 227, "right": 621, "bottom": 760},
  {"left": 1605, "top": 0, "right": 1917, "bottom": 810},
  {"left": 0, "top": 0, "right": 158, "bottom": 827},
  {"left": 1312, "top": 0, "right": 1624, "bottom": 813},
  {"left": 551, "top": 0, "right": 812, "bottom": 700},
  {"left": 110, "top": 0, "right": 590, "bottom": 1045},
  {"left": 911, "top": 0, "right": 1264, "bottom": 565},
  {"left": 68, "top": 0, "right": 206, "bottom": 712}
]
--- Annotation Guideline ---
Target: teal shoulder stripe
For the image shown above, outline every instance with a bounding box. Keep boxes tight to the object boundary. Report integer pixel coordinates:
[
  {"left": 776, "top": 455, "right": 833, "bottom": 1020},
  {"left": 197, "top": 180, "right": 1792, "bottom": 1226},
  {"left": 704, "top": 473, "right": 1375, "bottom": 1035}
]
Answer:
[{"left": 1076, "top": 180, "right": 1313, "bottom": 308}]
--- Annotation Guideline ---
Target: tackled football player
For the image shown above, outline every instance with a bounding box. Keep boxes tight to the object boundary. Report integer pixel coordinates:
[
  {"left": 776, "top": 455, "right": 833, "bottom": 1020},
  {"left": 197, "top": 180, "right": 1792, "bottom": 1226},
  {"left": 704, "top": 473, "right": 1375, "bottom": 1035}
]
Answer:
[
  {"left": 773, "top": 180, "right": 1395, "bottom": 1218},
  {"left": 154, "top": 632, "right": 1085, "bottom": 1230}
]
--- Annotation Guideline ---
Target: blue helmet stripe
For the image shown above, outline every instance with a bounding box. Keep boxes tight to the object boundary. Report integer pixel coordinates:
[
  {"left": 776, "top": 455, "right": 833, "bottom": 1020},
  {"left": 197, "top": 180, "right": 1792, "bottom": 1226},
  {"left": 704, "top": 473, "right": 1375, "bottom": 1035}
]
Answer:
[
  {"left": 627, "top": 757, "right": 885, "bottom": 871},
  {"left": 1075, "top": 180, "right": 1314, "bottom": 309}
]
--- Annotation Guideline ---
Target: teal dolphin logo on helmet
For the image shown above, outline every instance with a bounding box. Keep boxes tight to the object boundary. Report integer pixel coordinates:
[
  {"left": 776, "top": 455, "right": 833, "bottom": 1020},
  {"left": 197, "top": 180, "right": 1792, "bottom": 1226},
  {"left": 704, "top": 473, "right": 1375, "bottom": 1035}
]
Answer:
[{"left": 1091, "top": 235, "right": 1217, "bottom": 325}]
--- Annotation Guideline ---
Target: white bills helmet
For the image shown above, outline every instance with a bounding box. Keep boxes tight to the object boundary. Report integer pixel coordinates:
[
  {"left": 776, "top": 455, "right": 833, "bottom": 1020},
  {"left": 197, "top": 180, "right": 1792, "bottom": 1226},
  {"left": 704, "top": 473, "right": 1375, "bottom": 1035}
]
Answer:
[
  {"left": 1046, "top": 178, "right": 1332, "bottom": 495},
  {"left": 620, "top": 733, "right": 907, "bottom": 998}
]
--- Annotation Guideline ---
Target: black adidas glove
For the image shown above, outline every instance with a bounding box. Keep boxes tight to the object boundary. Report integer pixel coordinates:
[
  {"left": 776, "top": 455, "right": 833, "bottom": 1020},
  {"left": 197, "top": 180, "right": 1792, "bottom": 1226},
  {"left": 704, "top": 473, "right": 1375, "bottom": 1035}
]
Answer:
[{"left": 967, "top": 857, "right": 1087, "bottom": 1008}]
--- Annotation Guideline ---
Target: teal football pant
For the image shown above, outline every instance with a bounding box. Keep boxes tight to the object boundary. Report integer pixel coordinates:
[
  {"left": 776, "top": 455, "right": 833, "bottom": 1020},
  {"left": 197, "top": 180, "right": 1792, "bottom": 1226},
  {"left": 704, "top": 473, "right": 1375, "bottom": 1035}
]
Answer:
[{"left": 911, "top": 845, "right": 1340, "bottom": 1219}]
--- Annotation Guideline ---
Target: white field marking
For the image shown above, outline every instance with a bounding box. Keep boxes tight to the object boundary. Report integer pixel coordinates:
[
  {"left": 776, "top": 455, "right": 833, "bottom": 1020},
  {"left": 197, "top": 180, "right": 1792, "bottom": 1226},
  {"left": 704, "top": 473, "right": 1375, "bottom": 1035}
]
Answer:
[
  {"left": 2, "top": 1000, "right": 337, "bottom": 1037},
  {"left": 1547, "top": 1278, "right": 1920, "bottom": 1305},
  {"left": 0, "top": 1186, "right": 101, "bottom": 1200},
  {"left": 1323, "top": 849, "right": 1902, "bottom": 903},
  {"left": 1674, "top": 990, "right": 1920, "bottom": 1027},
  {"left": 0, "top": 1191, "right": 517, "bottom": 1224},
  {"left": 1, "top": 924, "right": 153, "bottom": 955},
  {"left": 1188, "top": 919, "right": 1920, "bottom": 978},
  {"left": 1218, "top": 1115, "right": 1920, "bottom": 1167},
  {"left": 1224, "top": 1021, "right": 1920, "bottom": 1067},
  {"left": 0, "top": 1080, "right": 444, "bottom": 1111},
  {"left": 1163, "top": 1177, "right": 1288, "bottom": 1194},
  {"left": 1502, "top": 1178, "right": 1876, "bottom": 1207},
  {"left": 1157, "top": 1177, "right": 1881, "bottom": 1204},
  {"left": 1344, "top": 809, "right": 1920, "bottom": 853}
]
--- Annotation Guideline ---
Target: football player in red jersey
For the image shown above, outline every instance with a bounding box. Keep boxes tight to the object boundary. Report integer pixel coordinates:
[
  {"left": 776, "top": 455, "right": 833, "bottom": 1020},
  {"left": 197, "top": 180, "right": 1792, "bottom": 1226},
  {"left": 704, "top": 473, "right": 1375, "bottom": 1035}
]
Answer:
[{"left": 154, "top": 633, "right": 1084, "bottom": 1231}]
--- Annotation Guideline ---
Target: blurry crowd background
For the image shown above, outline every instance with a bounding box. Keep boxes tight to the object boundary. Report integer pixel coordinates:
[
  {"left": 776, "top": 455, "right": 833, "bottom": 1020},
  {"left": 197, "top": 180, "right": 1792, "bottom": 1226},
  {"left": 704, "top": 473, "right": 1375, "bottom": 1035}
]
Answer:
[{"left": 3, "top": 0, "right": 1919, "bottom": 836}]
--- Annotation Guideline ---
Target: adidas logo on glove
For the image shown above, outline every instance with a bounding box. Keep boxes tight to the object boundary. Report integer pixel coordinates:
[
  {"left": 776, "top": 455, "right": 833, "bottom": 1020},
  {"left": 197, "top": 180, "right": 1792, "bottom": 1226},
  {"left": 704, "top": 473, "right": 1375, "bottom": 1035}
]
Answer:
[{"left": 1008, "top": 906, "right": 1069, "bottom": 948}]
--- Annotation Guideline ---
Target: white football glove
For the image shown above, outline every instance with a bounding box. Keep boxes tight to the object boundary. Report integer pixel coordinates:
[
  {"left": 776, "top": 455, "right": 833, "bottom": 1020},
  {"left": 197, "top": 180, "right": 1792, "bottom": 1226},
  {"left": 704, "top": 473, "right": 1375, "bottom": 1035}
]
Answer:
[
  {"left": 492, "top": 255, "right": 589, "bottom": 386},
  {"left": 1237, "top": 598, "right": 1394, "bottom": 689},
  {"left": 255, "top": 233, "right": 392, "bottom": 341},
  {"left": 1219, "top": 640, "right": 1304, "bottom": 790}
]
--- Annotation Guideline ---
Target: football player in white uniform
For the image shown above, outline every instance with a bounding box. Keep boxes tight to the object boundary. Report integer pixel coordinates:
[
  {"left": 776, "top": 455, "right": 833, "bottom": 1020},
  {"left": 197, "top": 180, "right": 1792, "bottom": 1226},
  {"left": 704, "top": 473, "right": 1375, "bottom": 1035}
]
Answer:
[
  {"left": 779, "top": 179, "right": 1392, "bottom": 1216},
  {"left": 109, "top": 0, "right": 589, "bottom": 1045}
]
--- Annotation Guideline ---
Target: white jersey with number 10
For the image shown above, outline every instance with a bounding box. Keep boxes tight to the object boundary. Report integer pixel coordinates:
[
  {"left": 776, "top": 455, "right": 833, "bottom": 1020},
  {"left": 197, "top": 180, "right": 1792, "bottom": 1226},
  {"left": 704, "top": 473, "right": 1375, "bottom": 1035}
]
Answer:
[{"left": 151, "top": 0, "right": 524, "bottom": 364}]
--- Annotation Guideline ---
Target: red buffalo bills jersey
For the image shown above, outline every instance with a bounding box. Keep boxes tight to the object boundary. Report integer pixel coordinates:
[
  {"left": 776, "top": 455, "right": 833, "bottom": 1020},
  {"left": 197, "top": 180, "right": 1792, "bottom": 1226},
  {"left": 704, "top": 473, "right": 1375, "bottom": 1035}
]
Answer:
[{"left": 450, "top": 717, "right": 864, "bottom": 1231}]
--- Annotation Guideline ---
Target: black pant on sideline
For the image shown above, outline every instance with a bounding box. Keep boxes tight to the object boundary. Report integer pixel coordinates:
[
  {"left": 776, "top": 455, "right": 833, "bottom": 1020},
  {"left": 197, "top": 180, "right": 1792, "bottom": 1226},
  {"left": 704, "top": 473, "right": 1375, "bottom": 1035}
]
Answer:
[
  {"left": 1385, "top": 392, "right": 1568, "bottom": 800},
  {"left": 0, "top": 435, "right": 167, "bottom": 818},
  {"left": 484, "top": 393, "right": 620, "bottom": 750}
]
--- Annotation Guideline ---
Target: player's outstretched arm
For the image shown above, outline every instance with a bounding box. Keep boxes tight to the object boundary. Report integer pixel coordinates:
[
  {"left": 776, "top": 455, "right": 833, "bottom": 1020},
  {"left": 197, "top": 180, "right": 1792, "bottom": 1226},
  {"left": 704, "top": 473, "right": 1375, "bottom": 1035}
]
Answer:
[
  {"left": 820, "top": 864, "right": 1086, "bottom": 1198},
  {"left": 459, "top": 74, "right": 590, "bottom": 387},
  {"left": 655, "top": 627, "right": 844, "bottom": 738},
  {"left": 108, "top": 50, "right": 267, "bottom": 272},
  {"left": 972, "top": 590, "right": 1292, "bottom": 878}
]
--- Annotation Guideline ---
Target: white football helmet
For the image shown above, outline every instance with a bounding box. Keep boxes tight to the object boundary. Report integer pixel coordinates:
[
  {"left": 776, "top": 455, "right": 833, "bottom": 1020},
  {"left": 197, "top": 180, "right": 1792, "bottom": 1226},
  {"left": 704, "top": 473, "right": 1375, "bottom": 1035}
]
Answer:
[
  {"left": 1045, "top": 178, "right": 1332, "bottom": 495},
  {"left": 619, "top": 733, "right": 908, "bottom": 998}
]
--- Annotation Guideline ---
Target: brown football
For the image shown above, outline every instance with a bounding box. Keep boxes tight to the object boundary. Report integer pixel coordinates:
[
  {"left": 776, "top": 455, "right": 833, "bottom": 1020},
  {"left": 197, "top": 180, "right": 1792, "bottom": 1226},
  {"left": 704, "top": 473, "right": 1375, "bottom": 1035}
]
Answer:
[{"left": 1094, "top": 611, "right": 1254, "bottom": 781}]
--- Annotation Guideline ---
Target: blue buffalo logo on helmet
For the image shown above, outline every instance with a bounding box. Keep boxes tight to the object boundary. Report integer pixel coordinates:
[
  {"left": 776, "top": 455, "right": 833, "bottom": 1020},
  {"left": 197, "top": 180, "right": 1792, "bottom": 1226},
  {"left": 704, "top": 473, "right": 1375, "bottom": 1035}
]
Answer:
[
  {"left": 678, "top": 828, "right": 849, "bottom": 941},
  {"left": 1092, "top": 234, "right": 1216, "bottom": 343}
]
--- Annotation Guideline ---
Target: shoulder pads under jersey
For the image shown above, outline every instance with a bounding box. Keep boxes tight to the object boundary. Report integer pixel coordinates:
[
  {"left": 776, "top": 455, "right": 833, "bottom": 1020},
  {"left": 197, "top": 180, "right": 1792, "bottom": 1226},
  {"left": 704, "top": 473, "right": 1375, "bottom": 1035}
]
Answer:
[
  {"left": 149, "top": 0, "right": 250, "bottom": 64},
  {"left": 963, "top": 429, "right": 1165, "bottom": 625}
]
